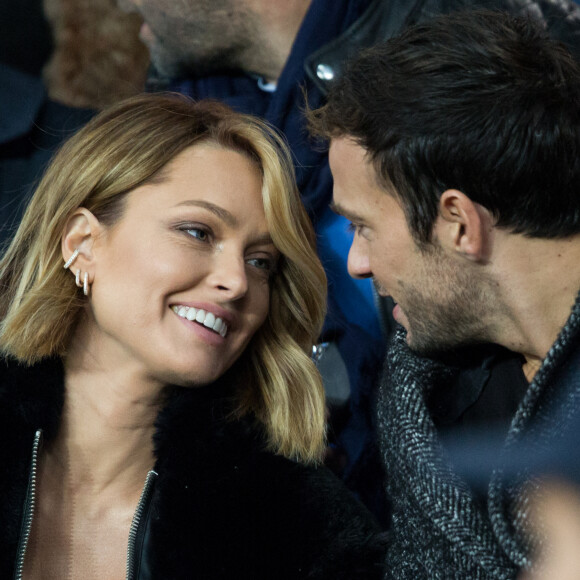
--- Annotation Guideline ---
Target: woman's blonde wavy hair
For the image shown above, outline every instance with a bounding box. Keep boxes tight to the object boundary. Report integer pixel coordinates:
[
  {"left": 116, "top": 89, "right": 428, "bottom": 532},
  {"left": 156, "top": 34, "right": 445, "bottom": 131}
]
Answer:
[{"left": 0, "top": 93, "right": 327, "bottom": 464}]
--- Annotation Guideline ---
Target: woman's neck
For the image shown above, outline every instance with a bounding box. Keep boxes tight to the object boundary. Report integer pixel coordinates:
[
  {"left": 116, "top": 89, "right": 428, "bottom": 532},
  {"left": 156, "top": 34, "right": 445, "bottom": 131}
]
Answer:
[
  {"left": 52, "top": 359, "right": 166, "bottom": 495},
  {"left": 55, "top": 314, "right": 171, "bottom": 490},
  {"left": 21, "top": 359, "right": 166, "bottom": 580}
]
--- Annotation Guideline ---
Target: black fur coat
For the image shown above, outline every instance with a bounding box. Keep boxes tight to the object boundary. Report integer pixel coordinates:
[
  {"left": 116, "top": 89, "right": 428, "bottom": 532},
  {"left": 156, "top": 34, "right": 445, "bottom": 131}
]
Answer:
[{"left": 0, "top": 358, "right": 386, "bottom": 579}]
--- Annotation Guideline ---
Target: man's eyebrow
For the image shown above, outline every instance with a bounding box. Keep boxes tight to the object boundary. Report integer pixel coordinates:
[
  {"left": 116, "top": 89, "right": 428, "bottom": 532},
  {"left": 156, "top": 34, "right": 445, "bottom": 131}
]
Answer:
[
  {"left": 329, "top": 200, "right": 362, "bottom": 223},
  {"left": 174, "top": 200, "right": 238, "bottom": 227}
]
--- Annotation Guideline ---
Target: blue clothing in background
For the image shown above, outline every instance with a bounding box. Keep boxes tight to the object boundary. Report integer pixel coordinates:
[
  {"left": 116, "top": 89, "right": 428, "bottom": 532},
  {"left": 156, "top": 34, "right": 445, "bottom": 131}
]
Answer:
[{"left": 0, "top": 64, "right": 94, "bottom": 251}]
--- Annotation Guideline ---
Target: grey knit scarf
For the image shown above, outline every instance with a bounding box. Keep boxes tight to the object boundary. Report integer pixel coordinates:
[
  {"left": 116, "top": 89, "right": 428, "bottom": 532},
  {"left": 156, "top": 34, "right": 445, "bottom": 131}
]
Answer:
[{"left": 378, "top": 292, "right": 580, "bottom": 579}]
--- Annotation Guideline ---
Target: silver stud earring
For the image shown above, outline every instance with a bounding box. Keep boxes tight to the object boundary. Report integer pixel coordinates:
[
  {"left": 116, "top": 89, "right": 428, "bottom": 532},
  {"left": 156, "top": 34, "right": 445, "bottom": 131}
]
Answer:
[{"left": 63, "top": 248, "right": 80, "bottom": 270}]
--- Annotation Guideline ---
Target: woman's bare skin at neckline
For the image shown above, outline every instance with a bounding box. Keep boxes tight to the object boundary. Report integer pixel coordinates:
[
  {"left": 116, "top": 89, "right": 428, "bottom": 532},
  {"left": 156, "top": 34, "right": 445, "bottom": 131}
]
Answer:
[
  {"left": 22, "top": 364, "right": 161, "bottom": 580},
  {"left": 23, "top": 448, "right": 143, "bottom": 580}
]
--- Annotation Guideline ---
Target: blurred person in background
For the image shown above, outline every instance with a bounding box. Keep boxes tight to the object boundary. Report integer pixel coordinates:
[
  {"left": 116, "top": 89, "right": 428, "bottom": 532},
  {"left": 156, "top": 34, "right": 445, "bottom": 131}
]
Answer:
[{"left": 0, "top": 0, "right": 149, "bottom": 251}]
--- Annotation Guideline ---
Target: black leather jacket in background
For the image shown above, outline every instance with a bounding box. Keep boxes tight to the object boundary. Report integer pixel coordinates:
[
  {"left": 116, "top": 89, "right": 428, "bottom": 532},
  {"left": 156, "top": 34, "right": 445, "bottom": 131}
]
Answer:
[{"left": 305, "top": 0, "right": 580, "bottom": 96}]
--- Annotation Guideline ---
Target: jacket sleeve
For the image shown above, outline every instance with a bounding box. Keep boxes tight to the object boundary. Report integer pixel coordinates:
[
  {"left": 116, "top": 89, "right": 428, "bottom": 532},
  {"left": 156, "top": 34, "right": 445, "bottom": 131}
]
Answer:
[{"left": 270, "top": 460, "right": 388, "bottom": 579}]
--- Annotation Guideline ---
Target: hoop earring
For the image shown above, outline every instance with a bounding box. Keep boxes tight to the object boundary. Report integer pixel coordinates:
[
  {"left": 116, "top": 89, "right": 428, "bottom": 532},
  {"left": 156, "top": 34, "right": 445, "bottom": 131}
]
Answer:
[
  {"left": 75, "top": 269, "right": 82, "bottom": 287},
  {"left": 63, "top": 248, "right": 80, "bottom": 270},
  {"left": 83, "top": 272, "right": 90, "bottom": 296}
]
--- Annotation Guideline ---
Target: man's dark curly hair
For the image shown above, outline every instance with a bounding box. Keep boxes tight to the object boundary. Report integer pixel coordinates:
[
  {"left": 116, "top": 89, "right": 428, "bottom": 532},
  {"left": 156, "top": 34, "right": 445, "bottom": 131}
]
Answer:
[{"left": 309, "top": 10, "right": 580, "bottom": 244}]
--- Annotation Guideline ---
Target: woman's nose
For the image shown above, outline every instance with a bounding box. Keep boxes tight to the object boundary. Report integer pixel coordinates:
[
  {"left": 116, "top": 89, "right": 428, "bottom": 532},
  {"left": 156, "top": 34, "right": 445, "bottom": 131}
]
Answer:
[{"left": 208, "top": 250, "right": 249, "bottom": 300}]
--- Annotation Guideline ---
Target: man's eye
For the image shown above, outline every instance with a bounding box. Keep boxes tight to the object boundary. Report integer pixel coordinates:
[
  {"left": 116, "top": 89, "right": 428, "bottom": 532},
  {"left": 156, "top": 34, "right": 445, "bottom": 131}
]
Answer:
[
  {"left": 347, "top": 222, "right": 362, "bottom": 235},
  {"left": 347, "top": 221, "right": 372, "bottom": 241}
]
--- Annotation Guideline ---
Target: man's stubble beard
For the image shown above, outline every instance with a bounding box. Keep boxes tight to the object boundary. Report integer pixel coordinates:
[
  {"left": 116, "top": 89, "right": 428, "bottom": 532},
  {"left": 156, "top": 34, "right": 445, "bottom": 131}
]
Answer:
[{"left": 397, "top": 247, "right": 496, "bottom": 357}]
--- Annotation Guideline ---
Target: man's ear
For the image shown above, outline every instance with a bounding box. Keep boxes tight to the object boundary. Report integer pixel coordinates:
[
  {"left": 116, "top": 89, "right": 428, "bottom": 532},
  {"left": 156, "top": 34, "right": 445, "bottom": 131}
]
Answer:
[
  {"left": 61, "top": 208, "right": 103, "bottom": 277},
  {"left": 435, "top": 189, "right": 494, "bottom": 262}
]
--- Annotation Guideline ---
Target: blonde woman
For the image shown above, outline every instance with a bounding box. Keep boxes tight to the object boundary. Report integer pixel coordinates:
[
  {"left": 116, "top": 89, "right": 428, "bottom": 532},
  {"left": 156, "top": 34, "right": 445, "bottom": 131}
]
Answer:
[{"left": 0, "top": 94, "right": 384, "bottom": 579}]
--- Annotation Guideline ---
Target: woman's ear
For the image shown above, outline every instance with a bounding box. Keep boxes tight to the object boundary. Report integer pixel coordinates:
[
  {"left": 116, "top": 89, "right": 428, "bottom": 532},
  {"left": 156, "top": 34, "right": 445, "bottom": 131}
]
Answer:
[
  {"left": 61, "top": 208, "right": 103, "bottom": 283},
  {"left": 436, "top": 189, "right": 494, "bottom": 262}
]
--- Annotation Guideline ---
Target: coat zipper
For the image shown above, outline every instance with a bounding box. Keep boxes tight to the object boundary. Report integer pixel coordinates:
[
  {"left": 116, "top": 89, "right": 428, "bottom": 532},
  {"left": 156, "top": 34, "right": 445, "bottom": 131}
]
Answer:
[
  {"left": 14, "top": 430, "right": 157, "bottom": 580},
  {"left": 14, "top": 429, "right": 43, "bottom": 580},
  {"left": 126, "top": 469, "right": 158, "bottom": 580}
]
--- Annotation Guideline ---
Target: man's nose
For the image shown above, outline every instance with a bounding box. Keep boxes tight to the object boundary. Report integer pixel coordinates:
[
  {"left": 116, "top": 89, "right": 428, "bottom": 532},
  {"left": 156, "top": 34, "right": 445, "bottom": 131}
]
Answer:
[{"left": 347, "top": 236, "right": 372, "bottom": 279}]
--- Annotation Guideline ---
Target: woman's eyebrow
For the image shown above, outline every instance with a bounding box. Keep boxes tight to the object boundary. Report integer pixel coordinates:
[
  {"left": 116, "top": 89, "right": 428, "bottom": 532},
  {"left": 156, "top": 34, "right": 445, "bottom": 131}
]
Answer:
[
  {"left": 251, "top": 232, "right": 275, "bottom": 246},
  {"left": 174, "top": 199, "right": 237, "bottom": 227},
  {"left": 174, "top": 200, "right": 274, "bottom": 246}
]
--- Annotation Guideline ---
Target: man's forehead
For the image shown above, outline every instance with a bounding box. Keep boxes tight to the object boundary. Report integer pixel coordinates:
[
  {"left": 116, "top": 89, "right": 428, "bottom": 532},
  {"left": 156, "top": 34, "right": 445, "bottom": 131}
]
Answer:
[
  {"left": 329, "top": 138, "right": 395, "bottom": 203},
  {"left": 328, "top": 137, "right": 384, "bottom": 187}
]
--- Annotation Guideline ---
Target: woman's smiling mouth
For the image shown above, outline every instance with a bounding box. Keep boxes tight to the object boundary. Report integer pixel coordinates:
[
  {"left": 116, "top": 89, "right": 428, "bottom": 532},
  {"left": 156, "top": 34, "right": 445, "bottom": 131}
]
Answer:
[{"left": 172, "top": 305, "right": 228, "bottom": 337}]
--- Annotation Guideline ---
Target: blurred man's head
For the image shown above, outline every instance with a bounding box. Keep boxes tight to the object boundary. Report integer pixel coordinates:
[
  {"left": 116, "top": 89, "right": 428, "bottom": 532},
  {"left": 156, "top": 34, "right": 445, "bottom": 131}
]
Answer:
[
  {"left": 118, "top": 0, "right": 311, "bottom": 81},
  {"left": 311, "top": 10, "right": 580, "bottom": 356}
]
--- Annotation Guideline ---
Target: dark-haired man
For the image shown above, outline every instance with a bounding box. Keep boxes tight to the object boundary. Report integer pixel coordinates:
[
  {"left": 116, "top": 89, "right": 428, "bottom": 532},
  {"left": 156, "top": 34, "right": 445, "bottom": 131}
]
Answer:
[{"left": 311, "top": 9, "right": 580, "bottom": 578}]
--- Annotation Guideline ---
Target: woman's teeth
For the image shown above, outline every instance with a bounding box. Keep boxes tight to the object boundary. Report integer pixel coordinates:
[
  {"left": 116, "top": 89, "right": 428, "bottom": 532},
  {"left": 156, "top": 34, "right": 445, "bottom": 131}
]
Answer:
[{"left": 172, "top": 305, "right": 228, "bottom": 337}]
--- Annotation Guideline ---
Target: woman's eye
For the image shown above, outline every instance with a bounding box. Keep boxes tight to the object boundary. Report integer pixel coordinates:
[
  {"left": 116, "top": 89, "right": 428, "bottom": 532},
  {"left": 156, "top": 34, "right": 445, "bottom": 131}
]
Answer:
[
  {"left": 247, "top": 256, "right": 275, "bottom": 273},
  {"left": 183, "top": 227, "right": 209, "bottom": 242}
]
